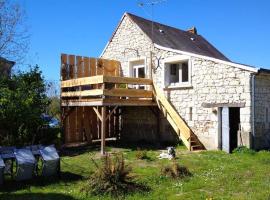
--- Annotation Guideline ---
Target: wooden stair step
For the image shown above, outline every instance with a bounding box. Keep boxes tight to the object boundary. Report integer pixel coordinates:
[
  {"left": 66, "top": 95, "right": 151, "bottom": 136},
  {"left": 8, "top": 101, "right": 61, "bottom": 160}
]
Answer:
[{"left": 191, "top": 145, "right": 204, "bottom": 151}]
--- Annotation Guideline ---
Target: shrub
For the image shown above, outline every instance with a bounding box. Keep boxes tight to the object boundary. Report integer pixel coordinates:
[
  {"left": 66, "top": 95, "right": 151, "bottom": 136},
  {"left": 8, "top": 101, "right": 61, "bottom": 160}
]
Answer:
[
  {"left": 84, "top": 153, "right": 134, "bottom": 196},
  {"left": 161, "top": 161, "right": 192, "bottom": 179},
  {"left": 232, "top": 146, "right": 256, "bottom": 155},
  {"left": 135, "top": 149, "right": 149, "bottom": 160}
]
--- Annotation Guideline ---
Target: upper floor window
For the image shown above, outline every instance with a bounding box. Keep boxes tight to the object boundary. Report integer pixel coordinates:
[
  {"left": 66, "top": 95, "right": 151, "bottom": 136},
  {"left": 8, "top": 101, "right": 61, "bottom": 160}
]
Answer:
[{"left": 164, "top": 55, "right": 192, "bottom": 88}]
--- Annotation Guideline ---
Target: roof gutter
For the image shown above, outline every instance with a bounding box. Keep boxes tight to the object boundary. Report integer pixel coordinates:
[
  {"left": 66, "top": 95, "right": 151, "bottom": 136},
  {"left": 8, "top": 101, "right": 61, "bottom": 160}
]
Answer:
[{"left": 154, "top": 43, "right": 259, "bottom": 73}]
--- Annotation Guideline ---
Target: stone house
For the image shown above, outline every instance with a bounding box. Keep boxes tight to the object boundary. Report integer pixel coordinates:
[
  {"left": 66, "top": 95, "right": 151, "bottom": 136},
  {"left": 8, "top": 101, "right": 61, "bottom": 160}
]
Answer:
[
  {"left": 0, "top": 57, "right": 15, "bottom": 77},
  {"left": 101, "top": 12, "right": 270, "bottom": 152}
]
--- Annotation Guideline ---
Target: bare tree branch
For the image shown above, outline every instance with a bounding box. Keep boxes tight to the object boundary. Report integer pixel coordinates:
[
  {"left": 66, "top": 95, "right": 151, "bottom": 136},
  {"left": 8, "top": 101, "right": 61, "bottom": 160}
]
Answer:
[{"left": 0, "top": 0, "right": 29, "bottom": 63}]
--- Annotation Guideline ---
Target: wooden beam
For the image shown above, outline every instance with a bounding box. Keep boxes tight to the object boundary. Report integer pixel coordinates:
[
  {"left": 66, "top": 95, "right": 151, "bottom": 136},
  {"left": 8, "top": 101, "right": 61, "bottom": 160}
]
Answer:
[
  {"left": 104, "top": 88, "right": 152, "bottom": 98},
  {"left": 61, "top": 98, "right": 156, "bottom": 107},
  {"left": 102, "top": 98, "right": 156, "bottom": 106},
  {"left": 106, "top": 106, "right": 118, "bottom": 121},
  {"left": 101, "top": 106, "right": 106, "bottom": 155},
  {"left": 93, "top": 107, "right": 102, "bottom": 121},
  {"left": 61, "top": 99, "right": 103, "bottom": 107},
  {"left": 61, "top": 75, "right": 104, "bottom": 88},
  {"left": 103, "top": 76, "right": 152, "bottom": 85},
  {"left": 92, "top": 137, "right": 117, "bottom": 142},
  {"left": 61, "top": 89, "right": 103, "bottom": 97}
]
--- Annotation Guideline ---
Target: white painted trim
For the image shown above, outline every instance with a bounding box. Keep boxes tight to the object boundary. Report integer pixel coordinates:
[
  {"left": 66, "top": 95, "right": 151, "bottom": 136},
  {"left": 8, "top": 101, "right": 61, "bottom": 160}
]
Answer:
[
  {"left": 128, "top": 56, "right": 147, "bottom": 78},
  {"left": 163, "top": 55, "right": 190, "bottom": 63},
  {"left": 154, "top": 43, "right": 259, "bottom": 73},
  {"left": 99, "top": 41, "right": 109, "bottom": 58},
  {"left": 163, "top": 55, "right": 192, "bottom": 88}
]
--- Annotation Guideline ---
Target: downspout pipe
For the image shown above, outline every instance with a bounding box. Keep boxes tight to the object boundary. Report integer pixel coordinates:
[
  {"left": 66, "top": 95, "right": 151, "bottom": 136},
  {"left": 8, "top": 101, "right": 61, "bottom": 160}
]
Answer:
[{"left": 251, "top": 74, "right": 255, "bottom": 149}]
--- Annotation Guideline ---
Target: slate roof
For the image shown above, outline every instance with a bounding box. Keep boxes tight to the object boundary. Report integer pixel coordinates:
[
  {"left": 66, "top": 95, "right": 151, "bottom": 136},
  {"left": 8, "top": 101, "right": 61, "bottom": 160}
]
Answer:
[{"left": 126, "top": 13, "right": 230, "bottom": 61}]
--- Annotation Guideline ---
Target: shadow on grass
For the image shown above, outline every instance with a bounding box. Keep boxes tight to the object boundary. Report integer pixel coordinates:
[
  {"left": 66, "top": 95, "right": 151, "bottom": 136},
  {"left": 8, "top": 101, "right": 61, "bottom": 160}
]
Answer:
[
  {"left": 0, "top": 171, "right": 83, "bottom": 193},
  {"left": 0, "top": 193, "right": 77, "bottom": 200},
  {"left": 61, "top": 145, "right": 99, "bottom": 157},
  {"left": 61, "top": 140, "right": 184, "bottom": 157}
]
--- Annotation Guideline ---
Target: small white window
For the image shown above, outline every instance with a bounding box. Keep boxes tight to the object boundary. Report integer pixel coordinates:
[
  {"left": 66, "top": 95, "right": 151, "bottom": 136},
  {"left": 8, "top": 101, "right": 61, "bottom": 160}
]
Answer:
[{"left": 164, "top": 55, "right": 192, "bottom": 88}]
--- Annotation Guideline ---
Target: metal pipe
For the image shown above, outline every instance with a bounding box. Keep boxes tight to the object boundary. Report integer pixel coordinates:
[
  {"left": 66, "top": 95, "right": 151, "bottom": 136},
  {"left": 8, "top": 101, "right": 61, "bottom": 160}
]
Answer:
[{"left": 252, "top": 74, "right": 255, "bottom": 148}]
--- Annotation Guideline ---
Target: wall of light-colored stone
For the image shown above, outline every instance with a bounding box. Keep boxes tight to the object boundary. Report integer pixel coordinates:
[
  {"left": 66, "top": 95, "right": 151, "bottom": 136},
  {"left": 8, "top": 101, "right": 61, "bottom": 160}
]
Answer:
[
  {"left": 102, "top": 14, "right": 254, "bottom": 149},
  {"left": 152, "top": 47, "right": 253, "bottom": 149},
  {"left": 254, "top": 74, "right": 270, "bottom": 149}
]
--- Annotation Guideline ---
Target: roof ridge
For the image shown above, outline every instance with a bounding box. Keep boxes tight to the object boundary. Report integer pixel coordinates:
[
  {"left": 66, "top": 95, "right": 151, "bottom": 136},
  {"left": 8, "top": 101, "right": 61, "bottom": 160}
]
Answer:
[{"left": 126, "top": 12, "right": 198, "bottom": 36}]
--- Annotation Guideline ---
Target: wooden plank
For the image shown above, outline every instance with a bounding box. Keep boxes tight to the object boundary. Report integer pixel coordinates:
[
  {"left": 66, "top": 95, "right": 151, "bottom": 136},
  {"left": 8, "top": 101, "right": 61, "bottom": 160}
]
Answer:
[
  {"left": 103, "top": 98, "right": 156, "bottom": 106},
  {"left": 96, "top": 59, "right": 103, "bottom": 75},
  {"left": 61, "top": 54, "right": 68, "bottom": 81},
  {"left": 101, "top": 106, "right": 106, "bottom": 155},
  {"left": 61, "top": 89, "right": 103, "bottom": 97},
  {"left": 83, "top": 107, "right": 91, "bottom": 142},
  {"left": 68, "top": 55, "right": 75, "bottom": 79},
  {"left": 106, "top": 106, "right": 118, "bottom": 121},
  {"left": 61, "top": 99, "right": 103, "bottom": 107},
  {"left": 92, "top": 137, "right": 117, "bottom": 142},
  {"left": 77, "top": 56, "right": 84, "bottom": 78},
  {"left": 76, "top": 107, "right": 84, "bottom": 142},
  {"left": 103, "top": 76, "right": 152, "bottom": 85},
  {"left": 61, "top": 75, "right": 104, "bottom": 88},
  {"left": 83, "top": 57, "right": 90, "bottom": 77},
  {"left": 61, "top": 76, "right": 153, "bottom": 88},
  {"left": 90, "top": 58, "right": 96, "bottom": 76},
  {"left": 69, "top": 107, "right": 77, "bottom": 143},
  {"left": 93, "top": 107, "right": 102, "bottom": 121},
  {"left": 104, "top": 88, "right": 152, "bottom": 98},
  {"left": 103, "top": 59, "right": 120, "bottom": 76}
]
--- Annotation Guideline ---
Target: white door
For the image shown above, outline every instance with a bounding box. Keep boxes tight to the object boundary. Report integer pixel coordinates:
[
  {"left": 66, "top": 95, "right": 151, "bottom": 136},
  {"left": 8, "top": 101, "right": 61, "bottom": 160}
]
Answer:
[
  {"left": 131, "top": 61, "right": 145, "bottom": 89},
  {"left": 222, "top": 107, "right": 230, "bottom": 153}
]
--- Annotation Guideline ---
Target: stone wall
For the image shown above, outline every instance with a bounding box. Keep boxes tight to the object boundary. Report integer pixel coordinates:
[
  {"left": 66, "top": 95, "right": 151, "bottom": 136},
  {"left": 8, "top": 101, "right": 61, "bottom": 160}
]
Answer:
[
  {"left": 102, "top": 14, "right": 254, "bottom": 149},
  {"left": 254, "top": 74, "right": 270, "bottom": 149},
  {"left": 152, "top": 48, "right": 253, "bottom": 149}
]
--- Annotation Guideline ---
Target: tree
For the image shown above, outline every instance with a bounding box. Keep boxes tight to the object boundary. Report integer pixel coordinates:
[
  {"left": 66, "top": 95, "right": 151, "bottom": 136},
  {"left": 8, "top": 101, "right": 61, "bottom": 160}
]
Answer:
[
  {"left": 0, "top": 66, "right": 49, "bottom": 145},
  {"left": 46, "top": 80, "right": 61, "bottom": 120},
  {"left": 0, "top": 0, "right": 29, "bottom": 63}
]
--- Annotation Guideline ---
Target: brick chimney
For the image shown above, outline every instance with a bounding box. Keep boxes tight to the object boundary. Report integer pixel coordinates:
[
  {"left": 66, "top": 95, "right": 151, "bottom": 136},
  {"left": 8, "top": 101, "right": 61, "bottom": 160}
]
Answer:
[{"left": 187, "top": 27, "right": 197, "bottom": 35}]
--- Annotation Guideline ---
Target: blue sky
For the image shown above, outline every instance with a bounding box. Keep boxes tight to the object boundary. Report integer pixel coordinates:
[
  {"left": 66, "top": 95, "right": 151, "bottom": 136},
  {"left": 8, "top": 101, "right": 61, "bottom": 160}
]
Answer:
[{"left": 21, "top": 0, "right": 270, "bottom": 82}]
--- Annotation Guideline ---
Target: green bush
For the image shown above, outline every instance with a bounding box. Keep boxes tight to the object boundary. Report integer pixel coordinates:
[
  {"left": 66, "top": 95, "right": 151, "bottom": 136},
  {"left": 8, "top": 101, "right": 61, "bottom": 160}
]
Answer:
[
  {"left": 84, "top": 153, "right": 134, "bottom": 196},
  {"left": 232, "top": 146, "right": 256, "bottom": 155},
  {"left": 135, "top": 149, "right": 149, "bottom": 160},
  {"left": 161, "top": 161, "right": 192, "bottom": 179}
]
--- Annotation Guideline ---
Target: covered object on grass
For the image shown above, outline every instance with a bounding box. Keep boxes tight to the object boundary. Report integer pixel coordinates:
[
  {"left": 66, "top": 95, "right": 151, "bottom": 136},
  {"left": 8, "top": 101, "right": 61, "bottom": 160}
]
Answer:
[
  {"left": 0, "top": 156, "right": 5, "bottom": 184},
  {"left": 39, "top": 145, "right": 60, "bottom": 177},
  {"left": 14, "top": 149, "right": 36, "bottom": 181}
]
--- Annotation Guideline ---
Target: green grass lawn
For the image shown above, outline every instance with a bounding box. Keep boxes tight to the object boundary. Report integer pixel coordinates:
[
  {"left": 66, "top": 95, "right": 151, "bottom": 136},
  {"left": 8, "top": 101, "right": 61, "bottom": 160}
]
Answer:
[{"left": 1, "top": 144, "right": 270, "bottom": 200}]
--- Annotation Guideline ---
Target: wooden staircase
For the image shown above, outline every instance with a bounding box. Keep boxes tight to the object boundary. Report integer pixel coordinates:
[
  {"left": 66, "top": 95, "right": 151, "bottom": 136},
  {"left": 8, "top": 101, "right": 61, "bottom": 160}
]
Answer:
[{"left": 152, "top": 84, "right": 205, "bottom": 151}]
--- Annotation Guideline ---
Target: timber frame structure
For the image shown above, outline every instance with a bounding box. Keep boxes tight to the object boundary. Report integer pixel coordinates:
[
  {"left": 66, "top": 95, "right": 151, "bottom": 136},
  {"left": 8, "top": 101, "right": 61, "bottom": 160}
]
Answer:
[{"left": 61, "top": 54, "right": 204, "bottom": 154}]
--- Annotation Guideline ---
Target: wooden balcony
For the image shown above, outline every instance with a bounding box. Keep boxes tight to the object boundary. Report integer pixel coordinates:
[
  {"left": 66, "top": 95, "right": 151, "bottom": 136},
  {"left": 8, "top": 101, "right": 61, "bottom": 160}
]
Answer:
[{"left": 61, "top": 75, "right": 156, "bottom": 106}]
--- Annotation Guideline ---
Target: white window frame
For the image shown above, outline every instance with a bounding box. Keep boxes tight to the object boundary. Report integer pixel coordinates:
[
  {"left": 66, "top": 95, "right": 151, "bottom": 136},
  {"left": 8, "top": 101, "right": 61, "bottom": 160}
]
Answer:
[
  {"left": 128, "top": 57, "right": 147, "bottom": 89},
  {"left": 163, "top": 55, "right": 192, "bottom": 89},
  {"left": 128, "top": 57, "right": 147, "bottom": 78}
]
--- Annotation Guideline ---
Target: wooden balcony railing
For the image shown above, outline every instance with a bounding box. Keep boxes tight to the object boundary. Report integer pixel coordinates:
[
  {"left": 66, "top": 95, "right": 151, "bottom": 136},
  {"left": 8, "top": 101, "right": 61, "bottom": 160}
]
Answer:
[{"left": 61, "top": 75, "right": 156, "bottom": 106}]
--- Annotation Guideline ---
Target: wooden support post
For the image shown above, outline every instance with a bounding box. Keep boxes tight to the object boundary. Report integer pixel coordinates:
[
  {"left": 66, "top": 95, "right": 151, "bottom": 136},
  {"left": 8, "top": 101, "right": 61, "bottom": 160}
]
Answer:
[{"left": 101, "top": 106, "right": 107, "bottom": 155}]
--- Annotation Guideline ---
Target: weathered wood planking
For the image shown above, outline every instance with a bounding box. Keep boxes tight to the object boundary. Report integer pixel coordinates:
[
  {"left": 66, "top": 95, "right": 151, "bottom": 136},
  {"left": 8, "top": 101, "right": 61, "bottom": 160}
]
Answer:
[
  {"left": 77, "top": 56, "right": 84, "bottom": 78},
  {"left": 61, "top": 75, "right": 152, "bottom": 88},
  {"left": 83, "top": 57, "right": 90, "bottom": 77},
  {"left": 68, "top": 55, "right": 75, "bottom": 79},
  {"left": 61, "top": 54, "right": 68, "bottom": 80},
  {"left": 60, "top": 54, "right": 123, "bottom": 146}
]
